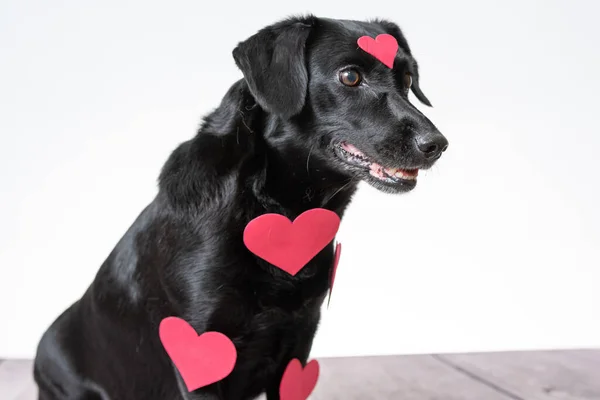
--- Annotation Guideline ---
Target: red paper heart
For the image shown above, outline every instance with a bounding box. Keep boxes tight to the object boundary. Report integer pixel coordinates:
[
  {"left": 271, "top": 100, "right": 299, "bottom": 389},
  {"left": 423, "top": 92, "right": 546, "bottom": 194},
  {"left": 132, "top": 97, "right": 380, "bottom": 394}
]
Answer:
[
  {"left": 280, "top": 359, "right": 320, "bottom": 400},
  {"left": 243, "top": 208, "right": 341, "bottom": 276},
  {"left": 158, "top": 317, "right": 237, "bottom": 392},
  {"left": 327, "top": 242, "right": 342, "bottom": 307},
  {"left": 357, "top": 34, "right": 399, "bottom": 68}
]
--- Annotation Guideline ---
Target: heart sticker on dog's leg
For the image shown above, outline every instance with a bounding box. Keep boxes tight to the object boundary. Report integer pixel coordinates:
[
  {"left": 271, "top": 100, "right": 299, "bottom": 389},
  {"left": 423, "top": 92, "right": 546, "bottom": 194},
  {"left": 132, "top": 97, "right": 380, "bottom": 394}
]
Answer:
[
  {"left": 159, "top": 317, "right": 237, "bottom": 392},
  {"left": 357, "top": 34, "right": 399, "bottom": 68},
  {"left": 280, "top": 358, "right": 320, "bottom": 400},
  {"left": 327, "top": 242, "right": 342, "bottom": 308},
  {"left": 243, "top": 208, "right": 340, "bottom": 276}
]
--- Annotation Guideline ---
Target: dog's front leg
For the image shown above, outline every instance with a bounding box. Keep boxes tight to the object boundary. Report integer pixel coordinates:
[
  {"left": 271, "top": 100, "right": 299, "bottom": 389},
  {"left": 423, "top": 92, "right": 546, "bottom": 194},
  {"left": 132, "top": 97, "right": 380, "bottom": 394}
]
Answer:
[
  {"left": 174, "top": 371, "right": 225, "bottom": 400},
  {"left": 180, "top": 392, "right": 223, "bottom": 400},
  {"left": 265, "top": 382, "right": 282, "bottom": 400},
  {"left": 264, "top": 338, "right": 316, "bottom": 400}
]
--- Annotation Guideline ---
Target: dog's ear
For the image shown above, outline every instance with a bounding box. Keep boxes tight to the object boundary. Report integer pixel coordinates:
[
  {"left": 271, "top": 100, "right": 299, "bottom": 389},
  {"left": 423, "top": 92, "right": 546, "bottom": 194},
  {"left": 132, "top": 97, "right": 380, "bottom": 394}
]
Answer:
[
  {"left": 374, "top": 18, "right": 433, "bottom": 107},
  {"left": 408, "top": 60, "right": 432, "bottom": 107},
  {"left": 232, "top": 17, "right": 314, "bottom": 118}
]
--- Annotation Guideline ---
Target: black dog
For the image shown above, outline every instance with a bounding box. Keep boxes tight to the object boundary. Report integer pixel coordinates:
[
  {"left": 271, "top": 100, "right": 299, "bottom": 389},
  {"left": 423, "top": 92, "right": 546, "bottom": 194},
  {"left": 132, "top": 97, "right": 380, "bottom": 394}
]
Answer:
[{"left": 33, "top": 15, "right": 448, "bottom": 400}]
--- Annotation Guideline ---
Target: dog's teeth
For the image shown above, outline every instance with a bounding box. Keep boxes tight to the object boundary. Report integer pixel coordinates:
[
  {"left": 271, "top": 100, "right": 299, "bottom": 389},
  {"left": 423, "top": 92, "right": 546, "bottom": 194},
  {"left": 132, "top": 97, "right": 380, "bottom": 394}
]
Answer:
[
  {"left": 339, "top": 143, "right": 419, "bottom": 181},
  {"left": 387, "top": 168, "right": 418, "bottom": 180}
]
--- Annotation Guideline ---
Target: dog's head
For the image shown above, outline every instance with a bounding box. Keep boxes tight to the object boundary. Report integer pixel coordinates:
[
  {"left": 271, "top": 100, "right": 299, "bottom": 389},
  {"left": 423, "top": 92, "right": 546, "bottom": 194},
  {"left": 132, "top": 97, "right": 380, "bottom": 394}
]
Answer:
[{"left": 233, "top": 16, "right": 448, "bottom": 193}]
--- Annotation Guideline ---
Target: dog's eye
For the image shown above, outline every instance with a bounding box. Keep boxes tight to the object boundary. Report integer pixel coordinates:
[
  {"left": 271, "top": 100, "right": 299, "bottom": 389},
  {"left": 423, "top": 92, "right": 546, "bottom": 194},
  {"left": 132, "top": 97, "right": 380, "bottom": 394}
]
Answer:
[
  {"left": 339, "top": 69, "right": 362, "bottom": 87},
  {"left": 404, "top": 72, "right": 413, "bottom": 89}
]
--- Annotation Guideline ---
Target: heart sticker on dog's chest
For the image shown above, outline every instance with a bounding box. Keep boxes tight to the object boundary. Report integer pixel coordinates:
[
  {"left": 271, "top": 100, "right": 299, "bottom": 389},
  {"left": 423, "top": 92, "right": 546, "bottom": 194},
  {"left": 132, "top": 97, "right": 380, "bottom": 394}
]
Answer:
[
  {"left": 327, "top": 242, "right": 342, "bottom": 307},
  {"left": 280, "top": 358, "right": 320, "bottom": 400},
  {"left": 243, "top": 208, "right": 340, "bottom": 276},
  {"left": 158, "top": 317, "right": 237, "bottom": 392},
  {"left": 357, "top": 33, "right": 399, "bottom": 68}
]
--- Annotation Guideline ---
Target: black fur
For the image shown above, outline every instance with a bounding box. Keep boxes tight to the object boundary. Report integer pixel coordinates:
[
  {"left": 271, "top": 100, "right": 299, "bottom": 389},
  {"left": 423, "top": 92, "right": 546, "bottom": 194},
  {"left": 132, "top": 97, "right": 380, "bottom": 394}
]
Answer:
[{"left": 33, "top": 15, "right": 448, "bottom": 400}]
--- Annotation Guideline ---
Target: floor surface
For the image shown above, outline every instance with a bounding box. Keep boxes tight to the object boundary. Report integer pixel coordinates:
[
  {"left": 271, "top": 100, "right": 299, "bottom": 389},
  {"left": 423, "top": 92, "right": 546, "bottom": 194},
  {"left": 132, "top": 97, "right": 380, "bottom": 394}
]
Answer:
[{"left": 1, "top": 349, "right": 598, "bottom": 399}]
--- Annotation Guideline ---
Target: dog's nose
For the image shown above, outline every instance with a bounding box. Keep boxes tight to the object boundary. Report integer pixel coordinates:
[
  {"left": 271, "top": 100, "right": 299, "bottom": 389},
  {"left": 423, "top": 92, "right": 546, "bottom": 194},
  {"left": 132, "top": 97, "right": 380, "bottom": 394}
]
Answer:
[{"left": 415, "top": 133, "right": 449, "bottom": 160}]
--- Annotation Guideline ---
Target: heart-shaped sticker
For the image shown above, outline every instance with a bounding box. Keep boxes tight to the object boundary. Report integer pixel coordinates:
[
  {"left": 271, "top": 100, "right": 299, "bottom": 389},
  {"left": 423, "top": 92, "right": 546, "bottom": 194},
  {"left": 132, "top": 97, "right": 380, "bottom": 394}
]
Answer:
[
  {"left": 327, "top": 242, "right": 342, "bottom": 307},
  {"left": 243, "top": 208, "right": 340, "bottom": 276},
  {"left": 158, "top": 317, "right": 237, "bottom": 392},
  {"left": 357, "top": 33, "right": 399, "bottom": 68},
  {"left": 280, "top": 358, "right": 320, "bottom": 400}
]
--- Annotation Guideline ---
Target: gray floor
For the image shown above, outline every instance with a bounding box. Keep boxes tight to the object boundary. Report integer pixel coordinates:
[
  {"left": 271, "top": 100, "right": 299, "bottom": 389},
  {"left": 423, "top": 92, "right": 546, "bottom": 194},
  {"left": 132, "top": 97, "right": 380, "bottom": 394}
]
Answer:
[{"left": 1, "top": 350, "right": 598, "bottom": 399}]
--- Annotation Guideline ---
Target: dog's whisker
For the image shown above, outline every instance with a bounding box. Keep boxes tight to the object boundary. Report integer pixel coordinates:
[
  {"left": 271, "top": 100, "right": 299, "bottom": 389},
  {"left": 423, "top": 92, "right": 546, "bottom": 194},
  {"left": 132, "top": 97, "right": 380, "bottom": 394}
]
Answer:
[
  {"left": 238, "top": 109, "right": 253, "bottom": 133},
  {"left": 323, "top": 178, "right": 356, "bottom": 206},
  {"left": 306, "top": 143, "right": 317, "bottom": 174}
]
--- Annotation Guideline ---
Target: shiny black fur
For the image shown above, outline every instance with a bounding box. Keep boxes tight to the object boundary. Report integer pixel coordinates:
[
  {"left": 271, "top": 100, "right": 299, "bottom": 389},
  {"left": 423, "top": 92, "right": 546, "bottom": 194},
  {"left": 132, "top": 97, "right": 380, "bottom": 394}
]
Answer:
[{"left": 33, "top": 15, "right": 447, "bottom": 400}]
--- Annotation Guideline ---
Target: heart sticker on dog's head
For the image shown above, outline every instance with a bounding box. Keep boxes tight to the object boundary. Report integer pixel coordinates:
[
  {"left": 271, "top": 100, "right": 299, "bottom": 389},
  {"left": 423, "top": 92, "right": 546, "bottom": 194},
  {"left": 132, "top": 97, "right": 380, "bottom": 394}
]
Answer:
[{"left": 357, "top": 34, "right": 399, "bottom": 68}]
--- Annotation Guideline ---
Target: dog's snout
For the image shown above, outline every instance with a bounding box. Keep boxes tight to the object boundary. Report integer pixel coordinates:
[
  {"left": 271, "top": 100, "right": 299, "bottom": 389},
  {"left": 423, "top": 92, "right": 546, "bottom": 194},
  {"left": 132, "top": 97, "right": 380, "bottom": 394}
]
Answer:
[{"left": 415, "top": 132, "right": 448, "bottom": 160}]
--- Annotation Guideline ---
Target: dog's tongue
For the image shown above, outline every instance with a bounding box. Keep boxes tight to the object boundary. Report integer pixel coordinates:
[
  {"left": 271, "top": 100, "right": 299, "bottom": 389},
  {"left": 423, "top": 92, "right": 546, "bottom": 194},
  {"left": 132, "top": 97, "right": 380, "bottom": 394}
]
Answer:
[{"left": 342, "top": 143, "right": 364, "bottom": 156}]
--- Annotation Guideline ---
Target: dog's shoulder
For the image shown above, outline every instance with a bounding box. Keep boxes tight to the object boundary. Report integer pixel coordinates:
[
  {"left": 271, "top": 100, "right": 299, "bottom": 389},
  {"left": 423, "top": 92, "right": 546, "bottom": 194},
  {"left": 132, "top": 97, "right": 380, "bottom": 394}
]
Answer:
[
  {"left": 157, "top": 134, "right": 249, "bottom": 211},
  {"left": 158, "top": 80, "right": 263, "bottom": 211}
]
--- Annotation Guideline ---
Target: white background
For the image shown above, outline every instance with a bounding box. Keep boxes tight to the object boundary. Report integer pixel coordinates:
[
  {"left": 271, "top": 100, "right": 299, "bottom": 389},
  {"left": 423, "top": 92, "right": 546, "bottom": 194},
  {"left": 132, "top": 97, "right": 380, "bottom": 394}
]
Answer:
[{"left": 1, "top": 0, "right": 599, "bottom": 359}]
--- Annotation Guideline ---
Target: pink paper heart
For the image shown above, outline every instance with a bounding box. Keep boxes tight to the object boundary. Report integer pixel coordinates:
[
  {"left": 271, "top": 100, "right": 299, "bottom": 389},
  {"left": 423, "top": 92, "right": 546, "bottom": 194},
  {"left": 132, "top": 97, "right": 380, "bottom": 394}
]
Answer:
[
  {"left": 243, "top": 208, "right": 341, "bottom": 276},
  {"left": 357, "top": 34, "right": 399, "bottom": 68},
  {"left": 158, "top": 317, "right": 237, "bottom": 392},
  {"left": 327, "top": 242, "right": 342, "bottom": 307},
  {"left": 280, "top": 358, "right": 320, "bottom": 400}
]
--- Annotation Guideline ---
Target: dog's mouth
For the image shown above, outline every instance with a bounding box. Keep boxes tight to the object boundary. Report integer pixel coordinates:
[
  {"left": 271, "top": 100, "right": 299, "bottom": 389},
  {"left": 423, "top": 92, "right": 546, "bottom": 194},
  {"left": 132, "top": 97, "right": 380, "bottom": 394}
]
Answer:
[{"left": 333, "top": 142, "right": 419, "bottom": 187}]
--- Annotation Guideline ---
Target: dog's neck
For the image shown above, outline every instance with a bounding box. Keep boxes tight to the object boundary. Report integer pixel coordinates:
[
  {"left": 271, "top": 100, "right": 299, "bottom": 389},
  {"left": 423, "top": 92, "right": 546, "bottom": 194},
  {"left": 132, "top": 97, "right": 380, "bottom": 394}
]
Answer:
[
  {"left": 160, "top": 80, "right": 357, "bottom": 218},
  {"left": 259, "top": 138, "right": 357, "bottom": 216},
  {"left": 241, "top": 83, "right": 357, "bottom": 217}
]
